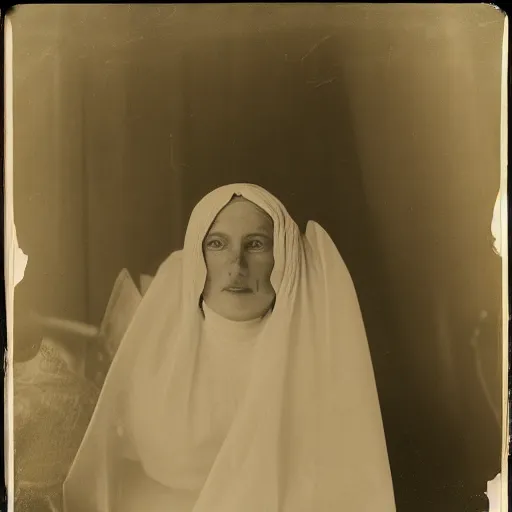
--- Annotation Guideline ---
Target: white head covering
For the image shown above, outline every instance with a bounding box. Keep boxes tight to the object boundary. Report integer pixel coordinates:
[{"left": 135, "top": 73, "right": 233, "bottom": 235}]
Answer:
[{"left": 63, "top": 183, "right": 396, "bottom": 512}]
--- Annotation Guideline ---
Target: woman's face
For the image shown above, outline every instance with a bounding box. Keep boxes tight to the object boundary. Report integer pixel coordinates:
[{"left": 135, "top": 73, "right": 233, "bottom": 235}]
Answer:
[{"left": 202, "top": 197, "right": 275, "bottom": 321}]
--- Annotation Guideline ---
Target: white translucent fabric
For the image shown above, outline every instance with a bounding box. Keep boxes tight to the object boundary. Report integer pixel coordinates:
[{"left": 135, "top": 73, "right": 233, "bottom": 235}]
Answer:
[{"left": 63, "top": 183, "right": 396, "bottom": 512}]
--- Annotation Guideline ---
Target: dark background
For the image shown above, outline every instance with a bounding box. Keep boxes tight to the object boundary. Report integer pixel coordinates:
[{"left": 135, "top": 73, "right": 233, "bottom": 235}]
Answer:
[{"left": 11, "top": 4, "right": 505, "bottom": 511}]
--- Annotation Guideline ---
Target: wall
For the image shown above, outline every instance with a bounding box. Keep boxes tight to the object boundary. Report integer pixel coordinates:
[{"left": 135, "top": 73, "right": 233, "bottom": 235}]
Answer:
[{"left": 12, "top": 5, "right": 88, "bottom": 359}]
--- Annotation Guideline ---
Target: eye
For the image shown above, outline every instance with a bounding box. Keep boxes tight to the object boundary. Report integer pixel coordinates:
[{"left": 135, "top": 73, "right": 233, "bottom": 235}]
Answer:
[
  {"left": 205, "top": 238, "right": 225, "bottom": 251},
  {"left": 246, "top": 238, "right": 270, "bottom": 252},
  {"left": 247, "top": 240, "right": 263, "bottom": 250}
]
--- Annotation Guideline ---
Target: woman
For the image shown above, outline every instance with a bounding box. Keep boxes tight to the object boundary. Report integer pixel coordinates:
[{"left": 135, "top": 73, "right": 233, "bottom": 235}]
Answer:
[{"left": 63, "top": 183, "right": 396, "bottom": 511}]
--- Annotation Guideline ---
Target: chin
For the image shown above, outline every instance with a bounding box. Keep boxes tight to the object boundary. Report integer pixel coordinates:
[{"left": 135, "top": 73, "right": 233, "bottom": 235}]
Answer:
[{"left": 204, "top": 293, "right": 274, "bottom": 322}]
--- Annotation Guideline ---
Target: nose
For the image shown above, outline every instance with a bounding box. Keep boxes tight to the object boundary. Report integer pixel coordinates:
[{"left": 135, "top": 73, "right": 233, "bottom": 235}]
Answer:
[{"left": 228, "top": 246, "right": 248, "bottom": 277}]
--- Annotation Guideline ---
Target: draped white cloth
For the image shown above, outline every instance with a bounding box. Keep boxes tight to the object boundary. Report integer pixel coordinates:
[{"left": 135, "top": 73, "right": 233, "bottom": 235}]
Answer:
[{"left": 63, "top": 183, "right": 396, "bottom": 512}]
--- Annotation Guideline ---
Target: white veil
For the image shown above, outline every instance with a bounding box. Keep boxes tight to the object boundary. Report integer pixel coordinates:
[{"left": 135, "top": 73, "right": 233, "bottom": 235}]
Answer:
[{"left": 63, "top": 183, "right": 396, "bottom": 511}]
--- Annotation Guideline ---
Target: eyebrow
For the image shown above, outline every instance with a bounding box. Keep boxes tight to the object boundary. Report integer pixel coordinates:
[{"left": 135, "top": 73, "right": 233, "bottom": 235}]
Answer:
[
  {"left": 204, "top": 231, "right": 227, "bottom": 239},
  {"left": 205, "top": 230, "right": 273, "bottom": 239}
]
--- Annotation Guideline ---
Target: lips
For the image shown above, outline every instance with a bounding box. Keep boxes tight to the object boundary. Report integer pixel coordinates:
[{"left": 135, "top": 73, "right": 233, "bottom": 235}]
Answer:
[{"left": 224, "top": 286, "right": 253, "bottom": 294}]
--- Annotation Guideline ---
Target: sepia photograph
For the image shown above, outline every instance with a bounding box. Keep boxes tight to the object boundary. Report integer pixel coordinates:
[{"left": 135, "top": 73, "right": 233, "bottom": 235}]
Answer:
[{"left": 4, "top": 4, "right": 508, "bottom": 512}]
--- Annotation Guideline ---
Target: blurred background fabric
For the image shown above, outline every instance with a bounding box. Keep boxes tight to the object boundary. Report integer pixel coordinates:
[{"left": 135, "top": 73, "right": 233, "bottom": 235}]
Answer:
[
  {"left": 10, "top": 4, "right": 505, "bottom": 511},
  {"left": 13, "top": 339, "right": 100, "bottom": 512},
  {"left": 12, "top": 270, "right": 144, "bottom": 512}
]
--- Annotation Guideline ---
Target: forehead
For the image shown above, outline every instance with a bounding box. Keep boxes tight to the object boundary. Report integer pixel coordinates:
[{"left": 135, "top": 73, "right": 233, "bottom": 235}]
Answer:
[{"left": 208, "top": 198, "right": 273, "bottom": 234}]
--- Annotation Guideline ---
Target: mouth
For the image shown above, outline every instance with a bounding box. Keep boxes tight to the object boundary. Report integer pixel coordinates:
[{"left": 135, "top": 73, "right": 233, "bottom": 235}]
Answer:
[{"left": 224, "top": 286, "right": 253, "bottom": 294}]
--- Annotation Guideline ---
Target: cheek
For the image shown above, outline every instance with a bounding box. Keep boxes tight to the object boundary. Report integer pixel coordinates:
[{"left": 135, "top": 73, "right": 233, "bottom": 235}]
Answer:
[
  {"left": 248, "top": 255, "right": 275, "bottom": 284},
  {"left": 203, "top": 253, "right": 229, "bottom": 284}
]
